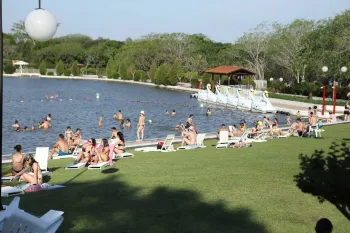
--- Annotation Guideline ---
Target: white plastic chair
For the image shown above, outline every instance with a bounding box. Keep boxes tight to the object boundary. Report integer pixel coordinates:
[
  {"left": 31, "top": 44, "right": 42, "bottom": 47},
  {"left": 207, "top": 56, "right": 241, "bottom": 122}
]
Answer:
[{"left": 0, "top": 197, "right": 64, "bottom": 233}]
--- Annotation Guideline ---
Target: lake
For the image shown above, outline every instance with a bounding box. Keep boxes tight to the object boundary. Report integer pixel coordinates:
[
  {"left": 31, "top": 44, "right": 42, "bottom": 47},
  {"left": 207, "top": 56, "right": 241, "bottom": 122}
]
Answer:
[{"left": 2, "top": 77, "right": 286, "bottom": 155}]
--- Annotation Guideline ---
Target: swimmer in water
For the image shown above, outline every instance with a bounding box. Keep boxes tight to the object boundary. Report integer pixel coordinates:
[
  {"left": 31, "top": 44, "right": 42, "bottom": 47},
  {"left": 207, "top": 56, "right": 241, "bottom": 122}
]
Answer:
[
  {"left": 12, "top": 120, "right": 19, "bottom": 128},
  {"left": 98, "top": 117, "right": 103, "bottom": 127},
  {"left": 120, "top": 119, "right": 125, "bottom": 129},
  {"left": 125, "top": 118, "right": 131, "bottom": 128},
  {"left": 172, "top": 109, "right": 176, "bottom": 116},
  {"left": 15, "top": 127, "right": 21, "bottom": 132},
  {"left": 31, "top": 125, "right": 36, "bottom": 131},
  {"left": 206, "top": 108, "right": 212, "bottom": 116},
  {"left": 46, "top": 113, "right": 52, "bottom": 121},
  {"left": 39, "top": 119, "right": 51, "bottom": 130},
  {"left": 114, "top": 110, "right": 123, "bottom": 120},
  {"left": 165, "top": 110, "right": 169, "bottom": 115},
  {"left": 23, "top": 126, "right": 30, "bottom": 131}
]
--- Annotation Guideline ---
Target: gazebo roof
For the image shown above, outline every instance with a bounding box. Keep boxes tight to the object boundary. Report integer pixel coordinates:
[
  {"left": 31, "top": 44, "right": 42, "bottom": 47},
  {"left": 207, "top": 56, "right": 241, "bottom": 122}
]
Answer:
[{"left": 205, "top": 66, "right": 256, "bottom": 75}]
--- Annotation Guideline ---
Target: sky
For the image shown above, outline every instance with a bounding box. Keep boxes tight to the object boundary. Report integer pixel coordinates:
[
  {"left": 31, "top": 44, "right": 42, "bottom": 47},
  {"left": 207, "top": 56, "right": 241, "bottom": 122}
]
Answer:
[{"left": 3, "top": 0, "right": 350, "bottom": 43}]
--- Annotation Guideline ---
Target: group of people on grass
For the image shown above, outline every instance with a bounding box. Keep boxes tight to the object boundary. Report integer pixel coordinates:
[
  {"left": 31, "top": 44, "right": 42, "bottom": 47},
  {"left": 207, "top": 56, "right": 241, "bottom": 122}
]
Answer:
[{"left": 12, "top": 113, "right": 52, "bottom": 132}]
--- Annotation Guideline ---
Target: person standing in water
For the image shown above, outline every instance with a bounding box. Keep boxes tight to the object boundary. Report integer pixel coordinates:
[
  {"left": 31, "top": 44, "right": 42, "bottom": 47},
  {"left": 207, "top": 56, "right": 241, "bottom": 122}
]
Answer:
[
  {"left": 114, "top": 110, "right": 123, "bottom": 120},
  {"left": 165, "top": 110, "right": 169, "bottom": 115},
  {"left": 137, "top": 110, "right": 145, "bottom": 141},
  {"left": 39, "top": 119, "right": 51, "bottom": 129},
  {"left": 98, "top": 117, "right": 103, "bottom": 127},
  {"left": 46, "top": 113, "right": 52, "bottom": 121},
  {"left": 172, "top": 110, "right": 176, "bottom": 116},
  {"left": 12, "top": 120, "right": 19, "bottom": 128}
]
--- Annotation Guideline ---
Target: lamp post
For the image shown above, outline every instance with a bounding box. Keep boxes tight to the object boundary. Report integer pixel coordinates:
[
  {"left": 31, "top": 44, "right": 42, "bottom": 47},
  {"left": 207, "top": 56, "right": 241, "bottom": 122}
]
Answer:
[
  {"left": 0, "top": 0, "right": 57, "bottom": 210},
  {"left": 279, "top": 78, "right": 283, "bottom": 82},
  {"left": 321, "top": 66, "right": 328, "bottom": 115}
]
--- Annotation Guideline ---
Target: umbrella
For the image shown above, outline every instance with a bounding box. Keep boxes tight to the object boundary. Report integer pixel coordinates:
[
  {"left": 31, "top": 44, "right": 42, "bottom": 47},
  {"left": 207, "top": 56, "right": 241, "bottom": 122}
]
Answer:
[{"left": 12, "top": 60, "right": 29, "bottom": 74}]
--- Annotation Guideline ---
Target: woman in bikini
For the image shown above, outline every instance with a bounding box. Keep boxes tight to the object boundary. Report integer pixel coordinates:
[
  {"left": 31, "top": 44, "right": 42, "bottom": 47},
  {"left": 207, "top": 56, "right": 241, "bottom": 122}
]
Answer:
[
  {"left": 114, "top": 132, "right": 126, "bottom": 154},
  {"left": 11, "top": 145, "right": 25, "bottom": 177},
  {"left": 19, "top": 154, "right": 43, "bottom": 184},
  {"left": 76, "top": 138, "right": 96, "bottom": 164},
  {"left": 95, "top": 138, "right": 110, "bottom": 163},
  {"left": 65, "top": 126, "right": 73, "bottom": 148},
  {"left": 69, "top": 128, "right": 81, "bottom": 152}
]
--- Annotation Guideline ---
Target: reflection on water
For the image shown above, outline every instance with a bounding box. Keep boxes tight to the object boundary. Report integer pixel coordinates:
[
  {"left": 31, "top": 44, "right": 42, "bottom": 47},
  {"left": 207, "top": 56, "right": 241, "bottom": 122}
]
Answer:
[{"left": 3, "top": 77, "right": 286, "bottom": 154}]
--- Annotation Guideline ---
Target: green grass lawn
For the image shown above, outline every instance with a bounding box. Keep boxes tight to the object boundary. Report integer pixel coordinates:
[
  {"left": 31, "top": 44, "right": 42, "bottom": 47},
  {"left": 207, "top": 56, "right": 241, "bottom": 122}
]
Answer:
[{"left": 2, "top": 124, "right": 350, "bottom": 233}]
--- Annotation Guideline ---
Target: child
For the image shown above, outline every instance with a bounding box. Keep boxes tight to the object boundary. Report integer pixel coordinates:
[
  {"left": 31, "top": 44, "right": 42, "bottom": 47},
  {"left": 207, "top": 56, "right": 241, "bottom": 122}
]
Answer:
[
  {"left": 296, "top": 110, "right": 301, "bottom": 118},
  {"left": 317, "top": 119, "right": 323, "bottom": 128},
  {"left": 65, "top": 126, "right": 73, "bottom": 147},
  {"left": 286, "top": 113, "right": 292, "bottom": 125}
]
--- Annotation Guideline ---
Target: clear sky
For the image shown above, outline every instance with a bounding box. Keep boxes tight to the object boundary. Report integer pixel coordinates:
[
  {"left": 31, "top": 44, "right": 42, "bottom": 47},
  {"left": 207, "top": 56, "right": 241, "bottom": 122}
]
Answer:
[{"left": 3, "top": 0, "right": 350, "bottom": 42}]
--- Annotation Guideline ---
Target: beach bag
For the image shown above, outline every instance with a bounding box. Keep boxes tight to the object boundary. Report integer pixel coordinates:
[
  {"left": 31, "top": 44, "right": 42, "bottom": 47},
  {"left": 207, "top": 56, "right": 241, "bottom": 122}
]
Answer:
[
  {"left": 157, "top": 142, "right": 164, "bottom": 150},
  {"left": 25, "top": 184, "right": 43, "bottom": 193}
]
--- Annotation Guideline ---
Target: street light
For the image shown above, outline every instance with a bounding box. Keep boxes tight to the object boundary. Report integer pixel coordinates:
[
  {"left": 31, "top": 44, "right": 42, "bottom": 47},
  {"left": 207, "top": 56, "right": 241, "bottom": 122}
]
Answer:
[
  {"left": 0, "top": 0, "right": 57, "bottom": 210},
  {"left": 269, "top": 78, "right": 274, "bottom": 81},
  {"left": 279, "top": 78, "right": 283, "bottom": 82},
  {"left": 322, "top": 66, "right": 328, "bottom": 73}
]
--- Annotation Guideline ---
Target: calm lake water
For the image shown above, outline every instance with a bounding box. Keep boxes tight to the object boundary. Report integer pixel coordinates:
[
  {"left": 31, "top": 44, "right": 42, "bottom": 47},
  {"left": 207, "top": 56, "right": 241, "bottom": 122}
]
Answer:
[{"left": 3, "top": 77, "right": 286, "bottom": 154}]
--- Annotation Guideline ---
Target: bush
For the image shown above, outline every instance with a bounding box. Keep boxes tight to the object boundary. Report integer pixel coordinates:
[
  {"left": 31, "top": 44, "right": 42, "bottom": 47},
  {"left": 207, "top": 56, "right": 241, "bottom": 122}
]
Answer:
[
  {"left": 119, "top": 62, "right": 128, "bottom": 80},
  {"left": 71, "top": 60, "right": 79, "bottom": 76},
  {"left": 4, "top": 63, "right": 16, "bottom": 74},
  {"left": 64, "top": 69, "right": 71, "bottom": 76},
  {"left": 39, "top": 61, "right": 47, "bottom": 75},
  {"left": 111, "top": 72, "right": 119, "bottom": 79},
  {"left": 47, "top": 71, "right": 54, "bottom": 76},
  {"left": 242, "top": 78, "right": 255, "bottom": 88},
  {"left": 87, "top": 68, "right": 96, "bottom": 75},
  {"left": 55, "top": 60, "right": 64, "bottom": 76}
]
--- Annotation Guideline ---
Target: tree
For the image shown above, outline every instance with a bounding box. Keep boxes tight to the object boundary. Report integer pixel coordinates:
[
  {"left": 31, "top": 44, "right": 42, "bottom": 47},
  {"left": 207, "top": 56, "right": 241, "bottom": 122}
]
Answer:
[
  {"left": 168, "top": 61, "right": 182, "bottom": 85},
  {"left": 106, "top": 58, "right": 114, "bottom": 78},
  {"left": 233, "top": 23, "right": 270, "bottom": 80},
  {"left": 270, "top": 20, "right": 315, "bottom": 83},
  {"left": 147, "top": 62, "right": 157, "bottom": 82},
  {"left": 55, "top": 60, "right": 64, "bottom": 76},
  {"left": 119, "top": 61, "right": 128, "bottom": 80},
  {"left": 39, "top": 60, "right": 47, "bottom": 75},
  {"left": 294, "top": 141, "right": 350, "bottom": 221},
  {"left": 154, "top": 64, "right": 170, "bottom": 85},
  {"left": 71, "top": 60, "right": 79, "bottom": 76},
  {"left": 127, "top": 63, "right": 137, "bottom": 80},
  {"left": 134, "top": 70, "right": 146, "bottom": 81}
]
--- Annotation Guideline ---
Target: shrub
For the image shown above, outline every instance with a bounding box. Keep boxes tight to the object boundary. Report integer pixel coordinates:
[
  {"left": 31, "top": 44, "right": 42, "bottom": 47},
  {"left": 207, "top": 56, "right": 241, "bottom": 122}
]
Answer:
[
  {"left": 47, "top": 71, "right": 54, "bottom": 76},
  {"left": 119, "top": 62, "right": 128, "bottom": 80},
  {"left": 55, "top": 60, "right": 64, "bottom": 76},
  {"left": 39, "top": 61, "right": 47, "bottom": 75},
  {"left": 111, "top": 72, "right": 120, "bottom": 79},
  {"left": 4, "top": 63, "right": 16, "bottom": 74},
  {"left": 242, "top": 78, "right": 255, "bottom": 88},
  {"left": 71, "top": 60, "right": 79, "bottom": 76},
  {"left": 87, "top": 68, "right": 96, "bottom": 75},
  {"left": 139, "top": 70, "right": 147, "bottom": 82},
  {"left": 64, "top": 69, "right": 71, "bottom": 76},
  {"left": 106, "top": 58, "right": 114, "bottom": 78}
]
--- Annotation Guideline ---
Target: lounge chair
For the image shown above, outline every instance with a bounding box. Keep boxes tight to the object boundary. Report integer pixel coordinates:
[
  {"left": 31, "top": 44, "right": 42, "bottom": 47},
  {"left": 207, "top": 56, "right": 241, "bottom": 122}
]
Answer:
[
  {"left": 134, "top": 134, "right": 176, "bottom": 152},
  {"left": 65, "top": 162, "right": 87, "bottom": 170},
  {"left": 1, "top": 186, "right": 25, "bottom": 197},
  {"left": 88, "top": 162, "right": 110, "bottom": 169},
  {"left": 32, "top": 147, "right": 52, "bottom": 177},
  {"left": 177, "top": 133, "right": 207, "bottom": 150},
  {"left": 216, "top": 131, "right": 230, "bottom": 148},
  {"left": 0, "top": 197, "right": 64, "bottom": 233},
  {"left": 113, "top": 152, "right": 134, "bottom": 159}
]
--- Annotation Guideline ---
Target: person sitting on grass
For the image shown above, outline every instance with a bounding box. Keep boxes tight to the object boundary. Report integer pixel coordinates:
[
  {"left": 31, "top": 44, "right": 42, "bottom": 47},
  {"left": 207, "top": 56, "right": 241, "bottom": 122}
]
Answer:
[
  {"left": 15, "top": 154, "right": 43, "bottom": 184},
  {"left": 327, "top": 112, "right": 336, "bottom": 123},
  {"left": 269, "top": 124, "right": 283, "bottom": 136},
  {"left": 295, "top": 118, "right": 306, "bottom": 137},
  {"left": 49, "top": 134, "right": 69, "bottom": 159},
  {"left": 75, "top": 138, "right": 96, "bottom": 164},
  {"left": 229, "top": 124, "right": 239, "bottom": 137},
  {"left": 230, "top": 138, "right": 252, "bottom": 148},
  {"left": 216, "top": 124, "right": 228, "bottom": 138},
  {"left": 11, "top": 145, "right": 25, "bottom": 177},
  {"left": 181, "top": 126, "right": 197, "bottom": 146}
]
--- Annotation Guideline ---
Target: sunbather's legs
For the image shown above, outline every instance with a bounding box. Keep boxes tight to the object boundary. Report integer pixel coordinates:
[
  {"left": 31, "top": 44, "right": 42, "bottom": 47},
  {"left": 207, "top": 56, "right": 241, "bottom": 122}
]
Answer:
[
  {"left": 49, "top": 148, "right": 59, "bottom": 159},
  {"left": 182, "top": 137, "right": 192, "bottom": 146},
  {"left": 21, "top": 173, "right": 37, "bottom": 184}
]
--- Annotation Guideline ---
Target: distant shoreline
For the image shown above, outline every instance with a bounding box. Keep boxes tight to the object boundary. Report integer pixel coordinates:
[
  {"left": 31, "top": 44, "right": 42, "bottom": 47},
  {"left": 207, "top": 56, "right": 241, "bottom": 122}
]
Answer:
[{"left": 3, "top": 74, "right": 200, "bottom": 93}]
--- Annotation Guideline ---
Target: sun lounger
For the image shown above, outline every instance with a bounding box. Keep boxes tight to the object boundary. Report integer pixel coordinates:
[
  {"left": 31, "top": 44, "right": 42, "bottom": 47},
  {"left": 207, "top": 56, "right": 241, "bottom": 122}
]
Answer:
[
  {"left": 0, "top": 197, "right": 64, "bottom": 233},
  {"left": 113, "top": 152, "right": 134, "bottom": 159},
  {"left": 1, "top": 186, "right": 25, "bottom": 197},
  {"left": 216, "top": 131, "right": 231, "bottom": 148},
  {"left": 177, "top": 133, "right": 206, "bottom": 150},
  {"left": 52, "top": 153, "right": 75, "bottom": 160},
  {"left": 65, "top": 162, "right": 87, "bottom": 170},
  {"left": 135, "top": 134, "right": 176, "bottom": 152},
  {"left": 31, "top": 147, "right": 52, "bottom": 177},
  {"left": 88, "top": 162, "right": 110, "bottom": 169}
]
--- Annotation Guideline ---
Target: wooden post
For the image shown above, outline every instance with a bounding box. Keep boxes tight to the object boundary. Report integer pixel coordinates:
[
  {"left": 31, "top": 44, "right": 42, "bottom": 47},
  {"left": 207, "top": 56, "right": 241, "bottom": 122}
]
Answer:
[
  {"left": 248, "top": 76, "right": 250, "bottom": 89},
  {"left": 219, "top": 74, "right": 222, "bottom": 85}
]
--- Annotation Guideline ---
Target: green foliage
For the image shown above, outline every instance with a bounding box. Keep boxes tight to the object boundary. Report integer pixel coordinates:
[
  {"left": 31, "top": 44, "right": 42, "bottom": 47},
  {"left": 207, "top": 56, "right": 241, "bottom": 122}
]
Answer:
[
  {"left": 87, "top": 68, "right": 96, "bottom": 75},
  {"left": 71, "top": 61, "right": 79, "bottom": 76},
  {"left": 3, "top": 63, "right": 16, "bottom": 74},
  {"left": 294, "top": 141, "right": 350, "bottom": 221},
  {"left": 39, "top": 61, "right": 47, "bottom": 75},
  {"left": 47, "top": 71, "right": 54, "bottom": 76},
  {"left": 138, "top": 70, "right": 147, "bottom": 82},
  {"left": 55, "top": 60, "right": 64, "bottom": 76},
  {"left": 154, "top": 64, "right": 170, "bottom": 85},
  {"left": 119, "top": 62, "right": 128, "bottom": 80},
  {"left": 64, "top": 69, "right": 71, "bottom": 76},
  {"left": 147, "top": 62, "right": 157, "bottom": 82},
  {"left": 241, "top": 78, "right": 256, "bottom": 88},
  {"left": 106, "top": 58, "right": 114, "bottom": 78},
  {"left": 127, "top": 64, "right": 137, "bottom": 80},
  {"left": 134, "top": 70, "right": 143, "bottom": 81}
]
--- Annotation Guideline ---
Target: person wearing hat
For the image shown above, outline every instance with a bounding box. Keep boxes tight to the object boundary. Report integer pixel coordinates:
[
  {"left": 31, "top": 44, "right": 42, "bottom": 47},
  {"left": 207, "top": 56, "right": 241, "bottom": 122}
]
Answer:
[{"left": 137, "top": 111, "right": 146, "bottom": 141}]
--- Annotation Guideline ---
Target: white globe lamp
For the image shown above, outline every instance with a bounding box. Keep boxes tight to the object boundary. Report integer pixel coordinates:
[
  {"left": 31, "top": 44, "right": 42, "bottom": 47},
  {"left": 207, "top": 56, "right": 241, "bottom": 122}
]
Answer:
[
  {"left": 322, "top": 66, "right": 328, "bottom": 73},
  {"left": 25, "top": 9, "right": 57, "bottom": 42},
  {"left": 341, "top": 66, "right": 347, "bottom": 73},
  {"left": 279, "top": 78, "right": 283, "bottom": 82},
  {"left": 269, "top": 78, "right": 274, "bottom": 81}
]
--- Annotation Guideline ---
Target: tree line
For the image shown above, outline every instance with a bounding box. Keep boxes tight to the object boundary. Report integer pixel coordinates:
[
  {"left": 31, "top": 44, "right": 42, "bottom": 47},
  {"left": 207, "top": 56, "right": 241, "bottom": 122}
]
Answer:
[{"left": 3, "top": 10, "right": 350, "bottom": 88}]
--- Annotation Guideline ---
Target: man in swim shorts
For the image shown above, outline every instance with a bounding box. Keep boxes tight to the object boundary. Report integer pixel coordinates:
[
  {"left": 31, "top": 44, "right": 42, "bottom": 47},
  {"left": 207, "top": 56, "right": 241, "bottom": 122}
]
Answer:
[{"left": 49, "top": 134, "right": 69, "bottom": 159}]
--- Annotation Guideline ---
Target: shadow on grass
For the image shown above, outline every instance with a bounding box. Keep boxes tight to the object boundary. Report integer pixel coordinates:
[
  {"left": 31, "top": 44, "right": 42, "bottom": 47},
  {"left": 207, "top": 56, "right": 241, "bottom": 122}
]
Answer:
[{"left": 15, "top": 176, "right": 268, "bottom": 233}]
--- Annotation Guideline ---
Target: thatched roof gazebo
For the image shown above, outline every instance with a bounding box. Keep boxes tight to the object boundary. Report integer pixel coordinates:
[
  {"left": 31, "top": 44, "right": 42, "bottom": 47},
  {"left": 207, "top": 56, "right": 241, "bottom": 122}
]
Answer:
[{"left": 205, "top": 66, "right": 256, "bottom": 88}]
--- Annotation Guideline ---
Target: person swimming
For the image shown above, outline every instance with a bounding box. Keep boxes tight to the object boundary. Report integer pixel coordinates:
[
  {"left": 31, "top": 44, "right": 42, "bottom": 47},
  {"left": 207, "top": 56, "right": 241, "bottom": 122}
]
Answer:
[
  {"left": 125, "top": 118, "right": 131, "bottom": 128},
  {"left": 23, "top": 126, "right": 30, "bottom": 131},
  {"left": 31, "top": 125, "right": 36, "bottom": 131},
  {"left": 12, "top": 120, "right": 19, "bottom": 128},
  {"left": 206, "top": 108, "right": 212, "bottom": 116},
  {"left": 165, "top": 110, "right": 169, "bottom": 115},
  {"left": 114, "top": 110, "right": 123, "bottom": 120},
  {"left": 46, "top": 113, "right": 52, "bottom": 121},
  {"left": 172, "top": 109, "right": 176, "bottom": 116},
  {"left": 98, "top": 117, "right": 103, "bottom": 127},
  {"left": 120, "top": 119, "right": 125, "bottom": 129}
]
